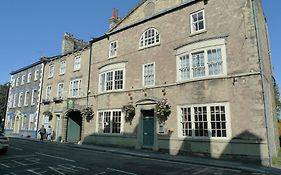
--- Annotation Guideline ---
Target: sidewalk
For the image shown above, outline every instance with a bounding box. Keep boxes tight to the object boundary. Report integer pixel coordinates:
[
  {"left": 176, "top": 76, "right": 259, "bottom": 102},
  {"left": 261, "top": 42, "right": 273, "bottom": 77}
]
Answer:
[{"left": 11, "top": 136, "right": 281, "bottom": 175}]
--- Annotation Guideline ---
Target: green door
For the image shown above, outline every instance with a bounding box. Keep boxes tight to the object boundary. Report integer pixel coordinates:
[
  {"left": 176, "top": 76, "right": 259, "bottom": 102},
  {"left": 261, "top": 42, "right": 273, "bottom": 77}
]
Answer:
[
  {"left": 67, "top": 117, "right": 81, "bottom": 143},
  {"left": 143, "top": 116, "right": 154, "bottom": 147}
]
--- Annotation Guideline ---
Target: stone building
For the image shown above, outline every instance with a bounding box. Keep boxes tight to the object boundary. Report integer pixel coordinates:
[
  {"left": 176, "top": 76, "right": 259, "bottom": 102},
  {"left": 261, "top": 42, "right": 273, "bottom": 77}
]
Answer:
[
  {"left": 81, "top": 0, "right": 279, "bottom": 166},
  {"left": 5, "top": 60, "right": 45, "bottom": 138},
  {"left": 5, "top": 0, "right": 278, "bottom": 167},
  {"left": 38, "top": 33, "right": 90, "bottom": 142}
]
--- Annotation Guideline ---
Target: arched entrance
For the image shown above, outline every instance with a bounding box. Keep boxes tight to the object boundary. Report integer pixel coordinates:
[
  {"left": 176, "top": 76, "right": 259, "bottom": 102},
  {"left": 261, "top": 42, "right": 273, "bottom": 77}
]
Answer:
[{"left": 66, "top": 110, "right": 82, "bottom": 143}]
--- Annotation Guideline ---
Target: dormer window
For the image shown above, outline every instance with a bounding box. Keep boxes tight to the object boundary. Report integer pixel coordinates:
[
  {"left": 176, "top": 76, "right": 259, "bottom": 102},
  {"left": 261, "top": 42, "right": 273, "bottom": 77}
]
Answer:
[{"left": 139, "top": 28, "right": 160, "bottom": 49}]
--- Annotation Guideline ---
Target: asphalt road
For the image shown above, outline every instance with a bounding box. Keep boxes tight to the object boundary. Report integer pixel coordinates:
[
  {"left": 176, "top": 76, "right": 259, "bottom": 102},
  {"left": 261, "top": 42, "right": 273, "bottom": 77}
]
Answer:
[{"left": 0, "top": 138, "right": 266, "bottom": 175}]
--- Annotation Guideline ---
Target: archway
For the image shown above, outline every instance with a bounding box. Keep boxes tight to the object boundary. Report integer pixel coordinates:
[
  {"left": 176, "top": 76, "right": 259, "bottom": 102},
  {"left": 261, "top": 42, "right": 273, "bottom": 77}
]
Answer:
[{"left": 66, "top": 110, "right": 82, "bottom": 143}]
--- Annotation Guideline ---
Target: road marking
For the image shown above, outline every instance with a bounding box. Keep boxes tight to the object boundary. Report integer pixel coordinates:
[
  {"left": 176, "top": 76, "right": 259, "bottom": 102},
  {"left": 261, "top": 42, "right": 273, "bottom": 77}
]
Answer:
[
  {"left": 141, "top": 157, "right": 241, "bottom": 173},
  {"left": 95, "top": 172, "right": 107, "bottom": 175},
  {"left": 10, "top": 147, "right": 23, "bottom": 150},
  {"left": 121, "top": 151, "right": 150, "bottom": 157},
  {"left": 107, "top": 168, "right": 137, "bottom": 175},
  {"left": 35, "top": 152, "right": 75, "bottom": 162},
  {"left": 192, "top": 168, "right": 209, "bottom": 175}
]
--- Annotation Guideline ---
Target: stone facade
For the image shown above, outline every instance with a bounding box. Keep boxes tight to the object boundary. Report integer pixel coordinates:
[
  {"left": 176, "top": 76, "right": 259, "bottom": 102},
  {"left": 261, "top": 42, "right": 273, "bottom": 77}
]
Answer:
[
  {"left": 38, "top": 43, "right": 91, "bottom": 142},
  {"left": 82, "top": 0, "right": 278, "bottom": 166},
  {"left": 5, "top": 0, "right": 278, "bottom": 167},
  {"left": 5, "top": 60, "right": 45, "bottom": 138}
]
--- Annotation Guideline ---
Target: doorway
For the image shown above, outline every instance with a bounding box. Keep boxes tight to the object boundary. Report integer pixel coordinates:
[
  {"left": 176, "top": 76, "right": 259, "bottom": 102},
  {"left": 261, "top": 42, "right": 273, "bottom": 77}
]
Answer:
[
  {"left": 142, "top": 110, "right": 155, "bottom": 148},
  {"left": 66, "top": 111, "right": 82, "bottom": 143}
]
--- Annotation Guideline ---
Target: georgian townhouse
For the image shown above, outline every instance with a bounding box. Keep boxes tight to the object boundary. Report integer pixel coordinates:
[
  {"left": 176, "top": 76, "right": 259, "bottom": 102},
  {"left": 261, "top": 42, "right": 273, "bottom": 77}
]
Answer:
[
  {"left": 5, "top": 60, "right": 45, "bottom": 138},
  {"left": 38, "top": 33, "right": 91, "bottom": 143},
  {"left": 82, "top": 0, "right": 279, "bottom": 166}
]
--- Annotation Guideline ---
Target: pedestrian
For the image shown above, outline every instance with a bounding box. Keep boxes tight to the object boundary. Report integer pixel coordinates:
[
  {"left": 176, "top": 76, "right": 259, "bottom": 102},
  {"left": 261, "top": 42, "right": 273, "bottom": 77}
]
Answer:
[
  {"left": 38, "top": 125, "right": 46, "bottom": 141},
  {"left": 46, "top": 126, "right": 52, "bottom": 141}
]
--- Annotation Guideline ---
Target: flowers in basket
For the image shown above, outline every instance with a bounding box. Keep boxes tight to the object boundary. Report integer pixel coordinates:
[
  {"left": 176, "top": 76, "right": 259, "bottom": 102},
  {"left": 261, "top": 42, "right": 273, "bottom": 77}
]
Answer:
[
  {"left": 156, "top": 98, "right": 171, "bottom": 122},
  {"left": 122, "top": 104, "right": 135, "bottom": 122},
  {"left": 82, "top": 107, "right": 94, "bottom": 122}
]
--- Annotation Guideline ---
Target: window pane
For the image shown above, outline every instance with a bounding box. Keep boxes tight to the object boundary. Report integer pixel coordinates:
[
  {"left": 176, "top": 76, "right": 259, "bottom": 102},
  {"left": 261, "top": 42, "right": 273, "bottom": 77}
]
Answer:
[
  {"left": 140, "top": 28, "right": 160, "bottom": 48},
  {"left": 210, "top": 105, "right": 227, "bottom": 138},
  {"left": 144, "top": 63, "right": 154, "bottom": 86},
  {"left": 208, "top": 48, "right": 223, "bottom": 75},
  {"left": 192, "top": 52, "right": 205, "bottom": 77},
  {"left": 191, "top": 11, "right": 205, "bottom": 32},
  {"left": 106, "top": 72, "right": 113, "bottom": 90},
  {"left": 194, "top": 106, "right": 208, "bottom": 137},
  {"left": 181, "top": 107, "right": 192, "bottom": 136},
  {"left": 179, "top": 55, "right": 190, "bottom": 80},
  {"left": 114, "top": 70, "right": 123, "bottom": 90}
]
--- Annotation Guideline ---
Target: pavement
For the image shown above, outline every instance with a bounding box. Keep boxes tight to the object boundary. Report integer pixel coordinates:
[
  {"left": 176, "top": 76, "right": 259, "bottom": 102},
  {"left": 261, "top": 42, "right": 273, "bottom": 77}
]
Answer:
[{"left": 9, "top": 136, "right": 281, "bottom": 175}]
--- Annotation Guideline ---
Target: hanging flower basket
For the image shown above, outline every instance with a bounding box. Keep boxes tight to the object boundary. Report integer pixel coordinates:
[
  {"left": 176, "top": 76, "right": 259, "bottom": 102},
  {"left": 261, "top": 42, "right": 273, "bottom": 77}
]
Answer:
[
  {"left": 82, "top": 107, "right": 94, "bottom": 122},
  {"left": 43, "top": 111, "right": 53, "bottom": 121},
  {"left": 122, "top": 104, "right": 135, "bottom": 122},
  {"left": 156, "top": 98, "right": 171, "bottom": 123}
]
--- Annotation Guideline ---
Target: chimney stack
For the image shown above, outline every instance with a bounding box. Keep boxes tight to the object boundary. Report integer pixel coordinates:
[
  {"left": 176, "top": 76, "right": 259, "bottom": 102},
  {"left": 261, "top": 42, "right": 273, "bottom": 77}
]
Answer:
[
  {"left": 109, "top": 8, "right": 120, "bottom": 29},
  {"left": 61, "top": 32, "right": 88, "bottom": 55}
]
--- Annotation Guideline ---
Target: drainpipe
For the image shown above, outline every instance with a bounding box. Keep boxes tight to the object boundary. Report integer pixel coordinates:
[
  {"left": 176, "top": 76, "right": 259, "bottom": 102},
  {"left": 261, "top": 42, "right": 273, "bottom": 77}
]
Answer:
[
  {"left": 86, "top": 43, "right": 93, "bottom": 107},
  {"left": 36, "top": 60, "right": 46, "bottom": 139},
  {"left": 251, "top": 0, "right": 272, "bottom": 166}
]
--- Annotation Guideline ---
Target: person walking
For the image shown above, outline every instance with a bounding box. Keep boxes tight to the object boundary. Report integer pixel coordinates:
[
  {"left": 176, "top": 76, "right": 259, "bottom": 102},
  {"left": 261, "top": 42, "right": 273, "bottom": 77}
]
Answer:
[
  {"left": 38, "top": 125, "right": 46, "bottom": 141},
  {"left": 46, "top": 126, "right": 52, "bottom": 141}
]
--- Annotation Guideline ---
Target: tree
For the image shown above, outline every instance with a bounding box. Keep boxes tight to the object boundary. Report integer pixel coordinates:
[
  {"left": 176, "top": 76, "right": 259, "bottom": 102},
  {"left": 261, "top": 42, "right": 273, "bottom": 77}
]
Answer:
[
  {"left": 275, "top": 83, "right": 281, "bottom": 120},
  {"left": 0, "top": 83, "right": 9, "bottom": 130}
]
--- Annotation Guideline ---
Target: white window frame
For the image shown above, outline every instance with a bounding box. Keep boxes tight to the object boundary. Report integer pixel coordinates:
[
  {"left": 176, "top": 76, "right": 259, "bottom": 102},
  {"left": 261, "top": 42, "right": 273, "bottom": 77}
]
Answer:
[
  {"left": 21, "top": 75, "right": 25, "bottom": 85},
  {"left": 96, "top": 109, "right": 124, "bottom": 134},
  {"left": 57, "top": 83, "right": 64, "bottom": 98},
  {"left": 143, "top": 62, "right": 155, "bottom": 87},
  {"left": 48, "top": 64, "right": 54, "bottom": 78},
  {"left": 176, "top": 39, "right": 227, "bottom": 82},
  {"left": 70, "top": 79, "right": 82, "bottom": 98},
  {"left": 177, "top": 102, "right": 231, "bottom": 139},
  {"left": 31, "top": 89, "right": 37, "bottom": 106},
  {"left": 74, "top": 56, "right": 81, "bottom": 71},
  {"left": 27, "top": 73, "right": 32, "bottom": 83},
  {"left": 139, "top": 28, "right": 160, "bottom": 49},
  {"left": 13, "top": 93, "right": 17, "bottom": 108},
  {"left": 59, "top": 60, "right": 66, "bottom": 75},
  {"left": 46, "top": 86, "right": 52, "bottom": 100},
  {"left": 24, "top": 91, "right": 30, "bottom": 106},
  {"left": 34, "top": 70, "right": 39, "bottom": 81},
  {"left": 16, "top": 77, "right": 20, "bottom": 86},
  {"left": 190, "top": 10, "right": 206, "bottom": 34},
  {"left": 99, "top": 69, "right": 125, "bottom": 93},
  {"left": 18, "top": 92, "right": 23, "bottom": 107},
  {"left": 99, "top": 63, "right": 126, "bottom": 93},
  {"left": 109, "top": 40, "right": 118, "bottom": 58}
]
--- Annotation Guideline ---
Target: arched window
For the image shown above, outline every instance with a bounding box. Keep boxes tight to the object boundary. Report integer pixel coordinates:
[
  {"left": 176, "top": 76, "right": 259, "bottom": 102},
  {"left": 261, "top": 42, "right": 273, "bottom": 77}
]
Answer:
[{"left": 139, "top": 28, "right": 160, "bottom": 49}]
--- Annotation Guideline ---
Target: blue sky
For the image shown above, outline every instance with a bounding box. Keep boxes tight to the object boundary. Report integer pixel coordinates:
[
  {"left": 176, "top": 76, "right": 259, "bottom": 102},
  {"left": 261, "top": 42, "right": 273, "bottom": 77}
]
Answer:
[{"left": 0, "top": 0, "right": 280, "bottom": 89}]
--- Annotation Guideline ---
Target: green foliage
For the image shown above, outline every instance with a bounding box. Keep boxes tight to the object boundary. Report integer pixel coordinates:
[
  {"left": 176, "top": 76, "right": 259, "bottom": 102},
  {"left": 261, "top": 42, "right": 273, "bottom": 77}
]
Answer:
[
  {"left": 0, "top": 83, "right": 9, "bottom": 122},
  {"left": 156, "top": 98, "right": 171, "bottom": 123},
  {"left": 122, "top": 104, "right": 135, "bottom": 122},
  {"left": 275, "top": 84, "right": 281, "bottom": 119}
]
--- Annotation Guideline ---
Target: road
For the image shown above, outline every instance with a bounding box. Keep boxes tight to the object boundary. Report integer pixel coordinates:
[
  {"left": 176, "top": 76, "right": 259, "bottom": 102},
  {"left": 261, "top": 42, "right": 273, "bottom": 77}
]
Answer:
[{"left": 0, "top": 138, "right": 266, "bottom": 175}]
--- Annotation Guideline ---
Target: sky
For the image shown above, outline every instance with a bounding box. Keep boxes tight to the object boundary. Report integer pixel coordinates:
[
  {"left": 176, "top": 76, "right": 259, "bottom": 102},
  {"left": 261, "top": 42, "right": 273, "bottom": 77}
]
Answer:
[{"left": 0, "top": 0, "right": 280, "bottom": 89}]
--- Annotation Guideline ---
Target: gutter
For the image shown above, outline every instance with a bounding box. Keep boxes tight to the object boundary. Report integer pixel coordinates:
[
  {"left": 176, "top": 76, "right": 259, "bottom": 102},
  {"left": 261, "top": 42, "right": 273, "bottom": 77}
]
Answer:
[
  {"left": 36, "top": 60, "right": 47, "bottom": 138},
  {"left": 251, "top": 0, "right": 272, "bottom": 165}
]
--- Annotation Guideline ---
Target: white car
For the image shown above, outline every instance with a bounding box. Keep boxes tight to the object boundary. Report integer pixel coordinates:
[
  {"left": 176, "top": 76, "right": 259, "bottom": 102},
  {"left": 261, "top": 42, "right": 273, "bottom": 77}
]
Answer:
[{"left": 0, "top": 132, "right": 9, "bottom": 153}]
